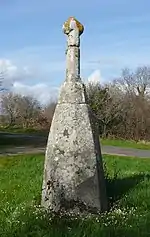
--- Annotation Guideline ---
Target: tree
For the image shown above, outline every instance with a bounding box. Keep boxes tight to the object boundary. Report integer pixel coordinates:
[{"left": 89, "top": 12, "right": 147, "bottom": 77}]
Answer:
[
  {"left": 0, "top": 72, "right": 3, "bottom": 91},
  {"left": 86, "top": 82, "right": 121, "bottom": 138},
  {"left": 1, "top": 92, "right": 20, "bottom": 126},
  {"left": 16, "top": 95, "right": 41, "bottom": 128},
  {"left": 43, "top": 101, "right": 57, "bottom": 125},
  {"left": 0, "top": 69, "right": 8, "bottom": 92},
  {"left": 112, "top": 66, "right": 150, "bottom": 140},
  {"left": 86, "top": 65, "right": 150, "bottom": 141},
  {"left": 1, "top": 93, "right": 41, "bottom": 128},
  {"left": 114, "top": 66, "right": 150, "bottom": 97}
]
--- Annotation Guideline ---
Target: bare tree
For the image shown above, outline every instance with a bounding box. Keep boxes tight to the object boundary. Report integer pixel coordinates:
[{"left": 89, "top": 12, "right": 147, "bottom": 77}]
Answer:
[
  {"left": 16, "top": 95, "right": 41, "bottom": 128},
  {"left": 114, "top": 66, "right": 150, "bottom": 97},
  {"left": 0, "top": 71, "right": 4, "bottom": 92},
  {"left": 43, "top": 101, "right": 57, "bottom": 125},
  {"left": 86, "top": 82, "right": 121, "bottom": 138},
  {"left": 1, "top": 93, "right": 41, "bottom": 128},
  {"left": 86, "top": 67, "right": 150, "bottom": 141},
  {"left": 0, "top": 68, "right": 8, "bottom": 92},
  {"left": 111, "top": 66, "right": 150, "bottom": 140},
  {"left": 1, "top": 93, "right": 20, "bottom": 126}
]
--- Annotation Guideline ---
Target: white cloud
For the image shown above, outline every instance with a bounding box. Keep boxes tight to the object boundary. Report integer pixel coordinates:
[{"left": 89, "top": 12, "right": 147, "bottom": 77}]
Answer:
[
  {"left": 0, "top": 59, "right": 17, "bottom": 75},
  {"left": 0, "top": 58, "right": 32, "bottom": 88},
  {"left": 0, "top": 59, "right": 17, "bottom": 86},
  {"left": 87, "top": 70, "right": 103, "bottom": 84},
  {"left": 0, "top": 58, "right": 111, "bottom": 106},
  {"left": 12, "top": 82, "right": 59, "bottom": 105},
  {"left": 11, "top": 70, "right": 106, "bottom": 105},
  {"left": 0, "top": 58, "right": 59, "bottom": 105}
]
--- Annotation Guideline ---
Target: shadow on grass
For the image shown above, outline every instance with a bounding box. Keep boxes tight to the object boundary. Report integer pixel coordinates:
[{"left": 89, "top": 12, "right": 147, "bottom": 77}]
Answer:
[{"left": 106, "top": 174, "right": 150, "bottom": 205}]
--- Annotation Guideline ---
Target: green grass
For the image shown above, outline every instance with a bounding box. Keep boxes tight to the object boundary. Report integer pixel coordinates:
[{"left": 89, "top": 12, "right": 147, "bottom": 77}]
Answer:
[
  {"left": 0, "top": 154, "right": 150, "bottom": 236},
  {"left": 101, "top": 138, "right": 150, "bottom": 150}
]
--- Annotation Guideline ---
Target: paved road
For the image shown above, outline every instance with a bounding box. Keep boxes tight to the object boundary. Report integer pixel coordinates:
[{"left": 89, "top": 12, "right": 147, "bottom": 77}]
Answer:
[
  {"left": 0, "top": 131, "right": 47, "bottom": 138},
  {"left": 1, "top": 145, "right": 150, "bottom": 158},
  {"left": 0, "top": 146, "right": 46, "bottom": 156},
  {"left": 101, "top": 145, "right": 150, "bottom": 158},
  {"left": 1, "top": 132, "right": 150, "bottom": 158},
  {"left": 0, "top": 132, "right": 36, "bottom": 137}
]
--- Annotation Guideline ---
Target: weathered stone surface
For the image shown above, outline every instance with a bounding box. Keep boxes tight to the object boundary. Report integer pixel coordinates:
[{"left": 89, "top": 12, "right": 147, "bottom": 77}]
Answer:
[
  {"left": 63, "top": 17, "right": 84, "bottom": 36},
  {"left": 41, "top": 17, "right": 108, "bottom": 213},
  {"left": 42, "top": 102, "right": 107, "bottom": 212},
  {"left": 58, "top": 81, "right": 86, "bottom": 103}
]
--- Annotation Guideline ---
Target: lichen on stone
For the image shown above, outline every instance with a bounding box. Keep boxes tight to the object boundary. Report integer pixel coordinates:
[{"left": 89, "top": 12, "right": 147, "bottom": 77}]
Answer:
[
  {"left": 63, "top": 17, "right": 84, "bottom": 35},
  {"left": 41, "top": 16, "right": 108, "bottom": 214}
]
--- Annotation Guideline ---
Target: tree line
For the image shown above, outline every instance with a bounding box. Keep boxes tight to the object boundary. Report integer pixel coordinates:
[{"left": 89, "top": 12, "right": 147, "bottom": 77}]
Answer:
[
  {"left": 0, "top": 65, "right": 150, "bottom": 141},
  {"left": 0, "top": 93, "right": 56, "bottom": 131},
  {"left": 87, "top": 66, "right": 150, "bottom": 141}
]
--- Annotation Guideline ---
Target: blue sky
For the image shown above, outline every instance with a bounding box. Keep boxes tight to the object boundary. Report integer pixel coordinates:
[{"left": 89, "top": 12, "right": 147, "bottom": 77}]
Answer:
[{"left": 0, "top": 0, "right": 150, "bottom": 103}]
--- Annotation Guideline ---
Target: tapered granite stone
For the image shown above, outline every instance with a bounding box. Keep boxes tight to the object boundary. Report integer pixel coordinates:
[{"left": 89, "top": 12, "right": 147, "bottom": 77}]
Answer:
[{"left": 41, "top": 17, "right": 108, "bottom": 213}]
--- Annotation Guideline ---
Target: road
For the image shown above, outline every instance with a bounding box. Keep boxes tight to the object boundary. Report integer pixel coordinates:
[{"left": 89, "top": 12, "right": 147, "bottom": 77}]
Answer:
[
  {"left": 1, "top": 144, "right": 150, "bottom": 158},
  {"left": 0, "top": 132, "right": 150, "bottom": 158},
  {"left": 101, "top": 145, "right": 150, "bottom": 158}
]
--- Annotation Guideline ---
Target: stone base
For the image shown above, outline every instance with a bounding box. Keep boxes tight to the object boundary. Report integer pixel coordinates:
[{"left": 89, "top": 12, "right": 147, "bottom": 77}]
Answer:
[{"left": 41, "top": 101, "right": 107, "bottom": 213}]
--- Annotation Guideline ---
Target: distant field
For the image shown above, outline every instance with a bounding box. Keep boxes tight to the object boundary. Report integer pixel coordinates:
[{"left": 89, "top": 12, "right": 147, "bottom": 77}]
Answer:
[
  {"left": 0, "top": 153, "right": 150, "bottom": 236},
  {"left": 101, "top": 138, "right": 150, "bottom": 150}
]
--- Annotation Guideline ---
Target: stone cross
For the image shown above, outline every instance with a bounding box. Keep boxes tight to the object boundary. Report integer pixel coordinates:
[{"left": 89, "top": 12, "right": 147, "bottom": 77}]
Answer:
[
  {"left": 63, "top": 17, "right": 83, "bottom": 82},
  {"left": 41, "top": 17, "right": 108, "bottom": 214}
]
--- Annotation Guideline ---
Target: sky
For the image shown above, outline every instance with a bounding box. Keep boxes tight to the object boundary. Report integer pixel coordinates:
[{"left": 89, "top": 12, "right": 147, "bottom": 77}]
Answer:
[{"left": 0, "top": 0, "right": 150, "bottom": 104}]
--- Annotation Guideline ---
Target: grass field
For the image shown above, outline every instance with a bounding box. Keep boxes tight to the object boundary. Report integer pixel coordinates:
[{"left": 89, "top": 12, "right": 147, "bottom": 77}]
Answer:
[
  {"left": 0, "top": 154, "right": 150, "bottom": 236},
  {"left": 101, "top": 138, "right": 150, "bottom": 150}
]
